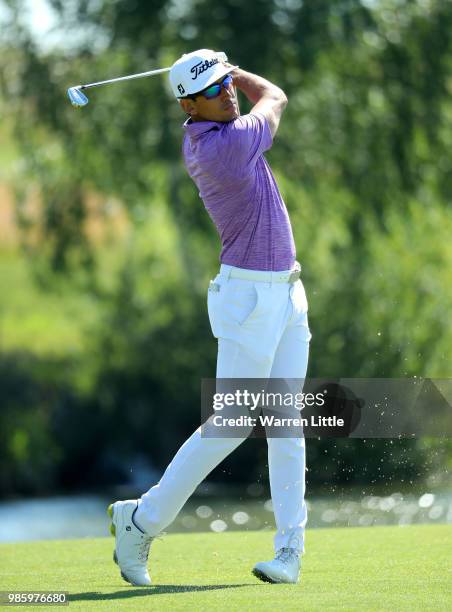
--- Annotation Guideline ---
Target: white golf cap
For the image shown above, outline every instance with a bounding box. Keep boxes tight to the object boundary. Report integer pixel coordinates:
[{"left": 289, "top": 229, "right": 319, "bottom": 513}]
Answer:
[{"left": 169, "top": 49, "right": 238, "bottom": 98}]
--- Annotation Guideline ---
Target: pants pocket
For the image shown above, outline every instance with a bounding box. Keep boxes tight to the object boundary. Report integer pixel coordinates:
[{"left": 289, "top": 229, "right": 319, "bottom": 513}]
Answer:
[
  {"left": 222, "top": 280, "right": 260, "bottom": 328},
  {"left": 207, "top": 279, "right": 223, "bottom": 338},
  {"left": 207, "top": 278, "right": 261, "bottom": 339},
  {"left": 291, "top": 279, "right": 308, "bottom": 316}
]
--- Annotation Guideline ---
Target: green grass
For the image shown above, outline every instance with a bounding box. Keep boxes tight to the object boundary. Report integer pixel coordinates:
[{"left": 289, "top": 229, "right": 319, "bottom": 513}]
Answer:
[{"left": 0, "top": 525, "right": 450, "bottom": 610}]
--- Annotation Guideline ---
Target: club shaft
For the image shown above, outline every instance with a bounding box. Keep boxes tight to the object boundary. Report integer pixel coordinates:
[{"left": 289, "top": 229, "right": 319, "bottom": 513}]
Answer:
[{"left": 78, "top": 67, "right": 171, "bottom": 91}]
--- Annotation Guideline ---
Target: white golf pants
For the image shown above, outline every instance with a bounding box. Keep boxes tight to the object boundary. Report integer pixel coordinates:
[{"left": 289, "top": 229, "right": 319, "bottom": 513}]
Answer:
[{"left": 136, "top": 263, "right": 311, "bottom": 553}]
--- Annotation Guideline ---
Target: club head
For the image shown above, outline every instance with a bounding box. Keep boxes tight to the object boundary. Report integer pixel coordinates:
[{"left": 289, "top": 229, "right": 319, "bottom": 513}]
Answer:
[{"left": 67, "top": 87, "right": 88, "bottom": 107}]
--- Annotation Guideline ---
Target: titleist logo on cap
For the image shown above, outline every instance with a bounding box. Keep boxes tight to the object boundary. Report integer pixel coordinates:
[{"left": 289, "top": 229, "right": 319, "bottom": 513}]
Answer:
[{"left": 190, "top": 58, "right": 219, "bottom": 80}]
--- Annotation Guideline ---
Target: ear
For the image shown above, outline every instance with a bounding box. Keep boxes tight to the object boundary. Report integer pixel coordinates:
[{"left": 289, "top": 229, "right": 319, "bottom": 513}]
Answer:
[{"left": 179, "top": 98, "right": 197, "bottom": 116}]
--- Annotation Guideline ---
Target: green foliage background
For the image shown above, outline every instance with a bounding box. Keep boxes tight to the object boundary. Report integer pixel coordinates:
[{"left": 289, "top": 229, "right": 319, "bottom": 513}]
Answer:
[{"left": 0, "top": 0, "right": 451, "bottom": 496}]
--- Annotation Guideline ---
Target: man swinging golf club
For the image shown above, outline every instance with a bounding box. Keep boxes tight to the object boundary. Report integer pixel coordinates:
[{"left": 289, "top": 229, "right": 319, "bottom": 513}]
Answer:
[{"left": 108, "top": 49, "right": 311, "bottom": 585}]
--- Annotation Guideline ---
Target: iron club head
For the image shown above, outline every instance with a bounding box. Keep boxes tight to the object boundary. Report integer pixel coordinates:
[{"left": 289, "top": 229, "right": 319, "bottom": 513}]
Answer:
[{"left": 67, "top": 87, "right": 89, "bottom": 107}]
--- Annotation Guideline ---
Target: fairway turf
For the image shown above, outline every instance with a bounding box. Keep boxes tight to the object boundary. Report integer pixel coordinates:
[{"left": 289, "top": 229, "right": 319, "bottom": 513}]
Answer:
[{"left": 0, "top": 525, "right": 450, "bottom": 610}]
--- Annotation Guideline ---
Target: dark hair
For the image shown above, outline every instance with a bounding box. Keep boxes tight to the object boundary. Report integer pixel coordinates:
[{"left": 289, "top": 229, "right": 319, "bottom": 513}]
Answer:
[{"left": 178, "top": 94, "right": 198, "bottom": 101}]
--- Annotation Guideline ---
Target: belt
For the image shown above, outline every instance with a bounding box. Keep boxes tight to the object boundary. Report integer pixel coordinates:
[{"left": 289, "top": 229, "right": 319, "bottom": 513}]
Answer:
[{"left": 221, "top": 261, "right": 301, "bottom": 284}]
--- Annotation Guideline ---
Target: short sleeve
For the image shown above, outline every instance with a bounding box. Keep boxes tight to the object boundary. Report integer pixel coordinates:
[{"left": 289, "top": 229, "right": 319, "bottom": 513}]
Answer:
[{"left": 216, "top": 112, "right": 273, "bottom": 176}]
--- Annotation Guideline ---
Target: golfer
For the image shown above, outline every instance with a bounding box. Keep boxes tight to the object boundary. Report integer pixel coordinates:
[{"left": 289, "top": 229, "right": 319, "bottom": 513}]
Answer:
[{"left": 108, "top": 49, "right": 311, "bottom": 585}]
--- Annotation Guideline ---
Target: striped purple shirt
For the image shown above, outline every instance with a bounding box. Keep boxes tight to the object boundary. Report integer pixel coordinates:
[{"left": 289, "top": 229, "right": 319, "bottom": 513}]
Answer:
[{"left": 182, "top": 112, "right": 296, "bottom": 271}]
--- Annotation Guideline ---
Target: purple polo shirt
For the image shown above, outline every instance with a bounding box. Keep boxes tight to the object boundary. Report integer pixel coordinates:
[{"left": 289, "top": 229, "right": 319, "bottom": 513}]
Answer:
[{"left": 182, "top": 112, "right": 296, "bottom": 271}]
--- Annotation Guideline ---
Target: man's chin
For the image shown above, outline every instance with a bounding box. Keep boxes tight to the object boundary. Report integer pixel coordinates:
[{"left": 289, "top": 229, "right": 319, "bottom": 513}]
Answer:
[
  {"left": 222, "top": 107, "right": 239, "bottom": 122},
  {"left": 195, "top": 107, "right": 239, "bottom": 123}
]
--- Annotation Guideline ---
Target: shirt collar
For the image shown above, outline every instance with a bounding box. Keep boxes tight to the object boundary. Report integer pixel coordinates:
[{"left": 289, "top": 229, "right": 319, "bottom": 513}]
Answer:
[{"left": 183, "top": 117, "right": 222, "bottom": 138}]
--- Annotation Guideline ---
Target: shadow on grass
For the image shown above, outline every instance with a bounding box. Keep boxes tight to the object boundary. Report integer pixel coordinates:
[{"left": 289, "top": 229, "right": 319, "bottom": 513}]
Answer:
[{"left": 69, "top": 584, "right": 255, "bottom": 601}]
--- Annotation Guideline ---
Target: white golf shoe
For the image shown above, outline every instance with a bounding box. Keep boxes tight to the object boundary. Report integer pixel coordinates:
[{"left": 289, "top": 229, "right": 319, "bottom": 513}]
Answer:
[
  {"left": 252, "top": 547, "right": 301, "bottom": 584},
  {"left": 108, "top": 500, "right": 153, "bottom": 586}
]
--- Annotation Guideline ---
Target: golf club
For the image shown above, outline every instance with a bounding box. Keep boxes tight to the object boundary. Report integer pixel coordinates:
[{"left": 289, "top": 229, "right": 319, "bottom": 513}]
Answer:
[{"left": 67, "top": 52, "right": 229, "bottom": 107}]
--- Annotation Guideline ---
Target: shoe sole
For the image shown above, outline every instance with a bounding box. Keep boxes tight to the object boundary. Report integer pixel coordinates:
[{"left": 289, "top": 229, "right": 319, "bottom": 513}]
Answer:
[
  {"left": 252, "top": 568, "right": 299, "bottom": 584},
  {"left": 108, "top": 504, "right": 120, "bottom": 576},
  {"left": 112, "top": 550, "right": 130, "bottom": 584},
  {"left": 107, "top": 503, "right": 116, "bottom": 535},
  {"left": 252, "top": 568, "right": 278, "bottom": 583}
]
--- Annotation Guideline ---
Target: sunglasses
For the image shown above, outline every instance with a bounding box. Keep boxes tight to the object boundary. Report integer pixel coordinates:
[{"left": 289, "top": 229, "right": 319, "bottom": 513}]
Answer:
[{"left": 191, "top": 74, "right": 233, "bottom": 100}]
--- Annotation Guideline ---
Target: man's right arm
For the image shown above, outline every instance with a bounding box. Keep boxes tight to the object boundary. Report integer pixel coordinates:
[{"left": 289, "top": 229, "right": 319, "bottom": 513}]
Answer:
[{"left": 231, "top": 68, "right": 288, "bottom": 138}]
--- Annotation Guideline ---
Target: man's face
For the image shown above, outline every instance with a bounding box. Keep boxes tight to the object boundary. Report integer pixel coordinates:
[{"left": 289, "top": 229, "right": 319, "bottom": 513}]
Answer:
[{"left": 179, "top": 74, "right": 239, "bottom": 123}]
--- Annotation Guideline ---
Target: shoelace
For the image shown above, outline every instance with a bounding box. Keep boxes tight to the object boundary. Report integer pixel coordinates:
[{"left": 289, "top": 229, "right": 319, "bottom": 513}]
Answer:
[
  {"left": 275, "top": 547, "right": 299, "bottom": 563},
  {"left": 135, "top": 530, "right": 166, "bottom": 563},
  {"left": 136, "top": 536, "right": 153, "bottom": 562}
]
